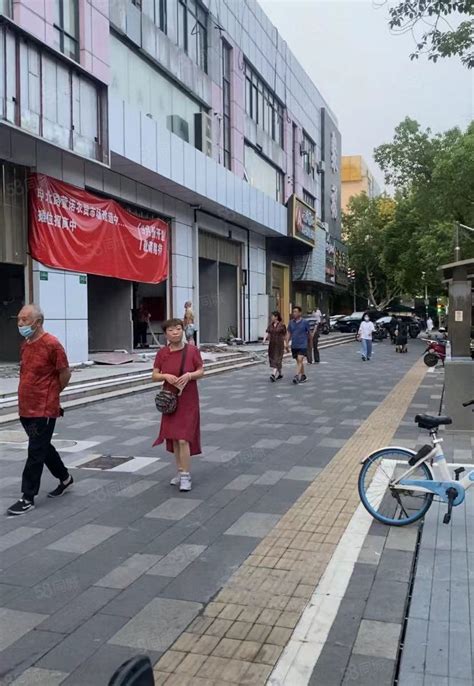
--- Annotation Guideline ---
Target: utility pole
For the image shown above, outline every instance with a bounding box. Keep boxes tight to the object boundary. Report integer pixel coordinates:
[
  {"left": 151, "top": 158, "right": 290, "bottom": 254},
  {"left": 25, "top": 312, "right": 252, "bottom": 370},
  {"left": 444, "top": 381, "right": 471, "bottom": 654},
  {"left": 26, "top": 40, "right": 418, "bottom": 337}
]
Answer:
[{"left": 421, "top": 271, "right": 428, "bottom": 320}]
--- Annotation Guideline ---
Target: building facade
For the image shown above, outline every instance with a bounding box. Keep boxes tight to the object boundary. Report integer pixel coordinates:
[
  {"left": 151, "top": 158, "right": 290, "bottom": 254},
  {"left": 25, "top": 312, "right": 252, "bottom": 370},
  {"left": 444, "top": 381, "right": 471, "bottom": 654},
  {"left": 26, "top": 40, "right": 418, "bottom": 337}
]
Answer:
[
  {"left": 0, "top": 0, "right": 343, "bottom": 363},
  {"left": 341, "top": 155, "right": 381, "bottom": 213}
]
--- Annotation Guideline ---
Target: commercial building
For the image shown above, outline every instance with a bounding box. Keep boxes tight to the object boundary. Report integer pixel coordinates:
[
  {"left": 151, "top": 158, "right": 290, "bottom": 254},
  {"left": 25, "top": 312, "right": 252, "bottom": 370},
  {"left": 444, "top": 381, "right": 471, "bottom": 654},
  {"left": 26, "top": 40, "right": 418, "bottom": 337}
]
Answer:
[
  {"left": 341, "top": 155, "right": 381, "bottom": 212},
  {"left": 0, "top": 0, "right": 344, "bottom": 363}
]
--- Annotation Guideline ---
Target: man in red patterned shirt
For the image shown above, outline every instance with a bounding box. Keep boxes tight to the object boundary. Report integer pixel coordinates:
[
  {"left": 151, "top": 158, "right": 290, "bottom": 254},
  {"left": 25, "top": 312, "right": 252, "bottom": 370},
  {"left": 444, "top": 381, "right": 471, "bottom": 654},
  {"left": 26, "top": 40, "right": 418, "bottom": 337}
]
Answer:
[{"left": 7, "top": 305, "right": 74, "bottom": 516}]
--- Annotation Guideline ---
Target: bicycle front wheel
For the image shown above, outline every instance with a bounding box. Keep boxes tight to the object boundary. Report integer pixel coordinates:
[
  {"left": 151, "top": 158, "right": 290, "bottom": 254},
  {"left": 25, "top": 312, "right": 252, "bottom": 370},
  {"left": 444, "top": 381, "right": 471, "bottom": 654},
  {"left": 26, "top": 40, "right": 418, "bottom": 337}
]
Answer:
[{"left": 358, "top": 447, "right": 434, "bottom": 526}]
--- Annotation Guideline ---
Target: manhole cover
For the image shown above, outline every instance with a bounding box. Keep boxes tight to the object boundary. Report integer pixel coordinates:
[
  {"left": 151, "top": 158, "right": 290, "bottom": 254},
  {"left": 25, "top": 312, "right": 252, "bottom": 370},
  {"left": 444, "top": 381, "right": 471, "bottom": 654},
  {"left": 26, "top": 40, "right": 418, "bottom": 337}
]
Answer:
[{"left": 78, "top": 455, "right": 134, "bottom": 470}]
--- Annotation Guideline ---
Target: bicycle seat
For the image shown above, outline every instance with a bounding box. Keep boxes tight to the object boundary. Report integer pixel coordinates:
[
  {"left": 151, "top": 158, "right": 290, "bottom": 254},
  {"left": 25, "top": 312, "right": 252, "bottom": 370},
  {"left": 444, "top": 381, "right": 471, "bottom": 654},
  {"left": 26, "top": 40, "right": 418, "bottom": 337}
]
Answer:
[{"left": 415, "top": 414, "right": 452, "bottom": 430}]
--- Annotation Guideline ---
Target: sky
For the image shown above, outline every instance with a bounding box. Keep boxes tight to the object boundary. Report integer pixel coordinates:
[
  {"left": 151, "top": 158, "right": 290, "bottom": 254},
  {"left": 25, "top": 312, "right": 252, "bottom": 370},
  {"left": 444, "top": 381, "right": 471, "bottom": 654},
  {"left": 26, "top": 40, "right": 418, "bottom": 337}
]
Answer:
[{"left": 259, "top": 0, "right": 473, "bottom": 188}]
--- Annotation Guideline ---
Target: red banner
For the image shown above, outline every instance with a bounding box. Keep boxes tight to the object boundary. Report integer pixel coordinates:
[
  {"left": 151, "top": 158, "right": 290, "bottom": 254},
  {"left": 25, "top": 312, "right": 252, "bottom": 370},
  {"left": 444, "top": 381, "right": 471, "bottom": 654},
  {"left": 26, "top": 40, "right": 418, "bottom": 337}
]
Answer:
[{"left": 28, "top": 174, "right": 168, "bottom": 284}]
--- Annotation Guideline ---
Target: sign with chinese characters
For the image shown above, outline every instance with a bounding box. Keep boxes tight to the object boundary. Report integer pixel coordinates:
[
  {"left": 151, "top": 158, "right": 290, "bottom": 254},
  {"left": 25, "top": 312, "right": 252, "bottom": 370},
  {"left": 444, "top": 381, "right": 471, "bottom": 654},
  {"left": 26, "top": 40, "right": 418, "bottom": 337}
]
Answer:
[
  {"left": 335, "top": 243, "right": 348, "bottom": 286},
  {"left": 288, "top": 195, "right": 316, "bottom": 247},
  {"left": 330, "top": 184, "right": 338, "bottom": 220},
  {"left": 28, "top": 174, "right": 168, "bottom": 284},
  {"left": 325, "top": 234, "right": 335, "bottom": 284},
  {"left": 330, "top": 132, "right": 338, "bottom": 174}
]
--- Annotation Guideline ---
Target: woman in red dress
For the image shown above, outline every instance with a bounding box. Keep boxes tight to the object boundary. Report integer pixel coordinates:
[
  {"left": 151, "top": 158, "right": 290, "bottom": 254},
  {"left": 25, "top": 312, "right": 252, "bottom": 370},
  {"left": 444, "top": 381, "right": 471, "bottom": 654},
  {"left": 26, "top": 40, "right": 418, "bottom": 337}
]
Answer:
[{"left": 152, "top": 319, "right": 204, "bottom": 492}]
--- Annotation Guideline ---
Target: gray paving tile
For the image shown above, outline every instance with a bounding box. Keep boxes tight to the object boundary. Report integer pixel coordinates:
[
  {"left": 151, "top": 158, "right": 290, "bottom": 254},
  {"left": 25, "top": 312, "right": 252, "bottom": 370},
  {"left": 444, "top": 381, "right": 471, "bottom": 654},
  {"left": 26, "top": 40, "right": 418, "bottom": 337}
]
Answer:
[
  {"left": 0, "top": 526, "right": 43, "bottom": 552},
  {"left": 146, "top": 544, "right": 207, "bottom": 577},
  {"left": 364, "top": 579, "right": 409, "bottom": 624},
  {"left": 399, "top": 618, "right": 428, "bottom": 677},
  {"left": 59, "top": 644, "right": 160, "bottom": 686},
  {"left": 144, "top": 497, "right": 202, "bottom": 520},
  {"left": 425, "top": 620, "right": 449, "bottom": 676},
  {"left": 0, "top": 607, "right": 48, "bottom": 651},
  {"left": 358, "top": 535, "right": 385, "bottom": 565},
  {"left": 284, "top": 466, "right": 321, "bottom": 481},
  {"left": 115, "top": 480, "right": 158, "bottom": 497},
  {"left": 47, "top": 524, "right": 121, "bottom": 554},
  {"left": 37, "top": 613, "right": 127, "bottom": 672},
  {"left": 201, "top": 449, "right": 239, "bottom": 463},
  {"left": 120, "top": 436, "right": 150, "bottom": 447},
  {"left": 39, "top": 587, "right": 119, "bottom": 634},
  {"left": 318, "top": 438, "right": 347, "bottom": 448},
  {"left": 224, "top": 512, "right": 281, "bottom": 538},
  {"left": 69, "top": 477, "right": 114, "bottom": 496},
  {"left": 108, "top": 597, "right": 201, "bottom": 652},
  {"left": 308, "top": 642, "right": 352, "bottom": 686},
  {"left": 252, "top": 438, "right": 283, "bottom": 449},
  {"left": 94, "top": 553, "right": 161, "bottom": 589},
  {"left": 448, "top": 621, "right": 472, "bottom": 681},
  {"left": 0, "top": 629, "right": 65, "bottom": 684},
  {"left": 224, "top": 474, "right": 258, "bottom": 490},
  {"left": 9, "top": 668, "right": 68, "bottom": 686},
  {"left": 352, "top": 619, "right": 402, "bottom": 660},
  {"left": 342, "top": 654, "right": 396, "bottom": 685},
  {"left": 253, "top": 470, "right": 285, "bottom": 486},
  {"left": 385, "top": 525, "right": 418, "bottom": 552}
]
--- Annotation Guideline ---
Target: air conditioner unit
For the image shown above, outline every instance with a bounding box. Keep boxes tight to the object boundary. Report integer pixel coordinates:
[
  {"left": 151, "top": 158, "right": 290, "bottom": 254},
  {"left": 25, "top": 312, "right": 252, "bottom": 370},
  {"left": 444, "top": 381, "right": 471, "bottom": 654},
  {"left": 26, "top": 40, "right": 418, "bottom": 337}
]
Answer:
[
  {"left": 316, "top": 160, "right": 326, "bottom": 175},
  {"left": 167, "top": 115, "right": 189, "bottom": 143},
  {"left": 194, "top": 112, "right": 213, "bottom": 158}
]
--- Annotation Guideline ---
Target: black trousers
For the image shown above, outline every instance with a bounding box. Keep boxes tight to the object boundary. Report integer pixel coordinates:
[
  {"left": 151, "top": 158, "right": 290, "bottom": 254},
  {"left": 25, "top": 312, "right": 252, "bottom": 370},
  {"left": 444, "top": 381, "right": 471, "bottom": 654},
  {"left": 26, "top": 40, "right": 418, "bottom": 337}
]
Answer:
[{"left": 20, "top": 417, "right": 69, "bottom": 501}]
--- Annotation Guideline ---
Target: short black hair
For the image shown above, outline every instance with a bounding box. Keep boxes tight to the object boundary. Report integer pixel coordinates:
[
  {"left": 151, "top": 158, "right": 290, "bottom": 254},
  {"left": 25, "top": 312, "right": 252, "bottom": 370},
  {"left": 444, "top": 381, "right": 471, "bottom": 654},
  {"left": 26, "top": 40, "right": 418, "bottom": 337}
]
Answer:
[
  {"left": 271, "top": 310, "right": 282, "bottom": 322},
  {"left": 163, "top": 318, "right": 184, "bottom": 331},
  {"left": 292, "top": 305, "right": 302, "bottom": 312}
]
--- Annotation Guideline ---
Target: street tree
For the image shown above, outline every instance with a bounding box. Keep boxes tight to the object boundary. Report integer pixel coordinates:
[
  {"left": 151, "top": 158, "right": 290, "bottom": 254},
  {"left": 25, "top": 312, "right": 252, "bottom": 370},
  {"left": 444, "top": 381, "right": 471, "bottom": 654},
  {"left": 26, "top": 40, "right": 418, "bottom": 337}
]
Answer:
[{"left": 383, "top": 0, "right": 474, "bottom": 68}]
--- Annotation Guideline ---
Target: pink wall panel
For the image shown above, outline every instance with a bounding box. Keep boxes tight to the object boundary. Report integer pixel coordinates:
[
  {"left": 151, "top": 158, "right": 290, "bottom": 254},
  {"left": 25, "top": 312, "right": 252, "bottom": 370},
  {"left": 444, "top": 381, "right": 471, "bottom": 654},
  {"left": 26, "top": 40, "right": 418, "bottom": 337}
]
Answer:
[{"left": 13, "top": 2, "right": 46, "bottom": 42}]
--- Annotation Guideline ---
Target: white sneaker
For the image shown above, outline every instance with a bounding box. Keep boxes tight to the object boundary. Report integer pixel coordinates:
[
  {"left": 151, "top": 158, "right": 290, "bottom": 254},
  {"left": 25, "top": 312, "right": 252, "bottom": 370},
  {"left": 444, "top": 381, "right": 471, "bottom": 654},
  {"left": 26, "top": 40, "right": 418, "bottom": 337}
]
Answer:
[
  {"left": 170, "top": 474, "right": 181, "bottom": 486},
  {"left": 179, "top": 472, "right": 192, "bottom": 492}
]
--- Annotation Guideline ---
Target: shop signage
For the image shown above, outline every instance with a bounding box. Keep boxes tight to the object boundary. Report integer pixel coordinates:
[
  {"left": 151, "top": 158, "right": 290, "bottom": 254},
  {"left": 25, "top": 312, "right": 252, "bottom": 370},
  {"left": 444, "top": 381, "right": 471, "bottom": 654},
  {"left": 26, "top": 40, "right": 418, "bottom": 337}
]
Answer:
[
  {"left": 335, "top": 244, "right": 348, "bottom": 287},
  {"left": 28, "top": 174, "right": 169, "bottom": 284},
  {"left": 79, "top": 275, "right": 87, "bottom": 285},
  {"left": 39, "top": 271, "right": 48, "bottom": 281},
  {"left": 325, "top": 235, "right": 335, "bottom": 284},
  {"left": 288, "top": 195, "right": 316, "bottom": 247}
]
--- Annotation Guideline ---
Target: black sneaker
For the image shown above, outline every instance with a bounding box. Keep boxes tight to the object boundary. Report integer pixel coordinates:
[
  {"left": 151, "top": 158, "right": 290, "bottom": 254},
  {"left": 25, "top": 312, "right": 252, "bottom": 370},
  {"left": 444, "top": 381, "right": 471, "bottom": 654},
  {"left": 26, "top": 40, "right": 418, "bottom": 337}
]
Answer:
[
  {"left": 299, "top": 375, "right": 308, "bottom": 383},
  {"left": 48, "top": 475, "right": 74, "bottom": 498},
  {"left": 292, "top": 376, "right": 299, "bottom": 384},
  {"left": 7, "top": 498, "right": 34, "bottom": 516},
  {"left": 270, "top": 374, "right": 276, "bottom": 382}
]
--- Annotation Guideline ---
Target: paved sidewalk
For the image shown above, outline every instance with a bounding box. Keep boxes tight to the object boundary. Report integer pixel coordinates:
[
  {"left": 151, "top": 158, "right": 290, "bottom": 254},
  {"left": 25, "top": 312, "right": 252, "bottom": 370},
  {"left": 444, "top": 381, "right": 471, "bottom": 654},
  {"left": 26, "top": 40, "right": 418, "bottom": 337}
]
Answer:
[{"left": 0, "top": 338, "right": 421, "bottom": 685}]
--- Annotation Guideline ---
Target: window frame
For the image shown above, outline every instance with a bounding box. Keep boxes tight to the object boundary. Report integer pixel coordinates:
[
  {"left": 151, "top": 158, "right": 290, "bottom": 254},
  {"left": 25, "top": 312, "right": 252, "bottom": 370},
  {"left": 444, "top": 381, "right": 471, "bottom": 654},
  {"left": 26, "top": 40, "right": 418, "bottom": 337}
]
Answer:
[
  {"left": 222, "top": 39, "right": 231, "bottom": 170},
  {"left": 53, "top": 0, "right": 79, "bottom": 62},
  {"left": 244, "top": 61, "right": 283, "bottom": 148},
  {"left": 302, "top": 130, "right": 316, "bottom": 178},
  {"left": 303, "top": 189, "right": 315, "bottom": 208},
  {"left": 178, "top": 0, "right": 207, "bottom": 72}
]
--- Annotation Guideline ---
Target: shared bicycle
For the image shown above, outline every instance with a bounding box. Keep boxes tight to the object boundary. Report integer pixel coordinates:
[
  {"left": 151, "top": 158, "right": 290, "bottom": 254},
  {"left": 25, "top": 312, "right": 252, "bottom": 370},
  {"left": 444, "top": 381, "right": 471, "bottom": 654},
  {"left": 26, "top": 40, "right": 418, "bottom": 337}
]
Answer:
[{"left": 358, "top": 400, "right": 474, "bottom": 526}]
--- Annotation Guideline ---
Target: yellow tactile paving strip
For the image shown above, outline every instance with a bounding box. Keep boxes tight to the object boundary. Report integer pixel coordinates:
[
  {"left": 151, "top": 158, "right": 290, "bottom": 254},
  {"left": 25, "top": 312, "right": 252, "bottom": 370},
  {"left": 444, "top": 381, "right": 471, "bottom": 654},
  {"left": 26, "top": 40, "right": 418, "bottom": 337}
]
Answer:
[{"left": 153, "top": 359, "right": 426, "bottom": 685}]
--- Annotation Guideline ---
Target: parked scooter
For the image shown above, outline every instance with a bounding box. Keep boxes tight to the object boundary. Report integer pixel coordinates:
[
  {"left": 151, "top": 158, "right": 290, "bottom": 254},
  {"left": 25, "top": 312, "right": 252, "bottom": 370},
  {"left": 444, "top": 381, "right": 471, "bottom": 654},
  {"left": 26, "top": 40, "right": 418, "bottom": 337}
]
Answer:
[
  {"left": 372, "top": 323, "right": 387, "bottom": 341},
  {"left": 422, "top": 332, "right": 447, "bottom": 367}
]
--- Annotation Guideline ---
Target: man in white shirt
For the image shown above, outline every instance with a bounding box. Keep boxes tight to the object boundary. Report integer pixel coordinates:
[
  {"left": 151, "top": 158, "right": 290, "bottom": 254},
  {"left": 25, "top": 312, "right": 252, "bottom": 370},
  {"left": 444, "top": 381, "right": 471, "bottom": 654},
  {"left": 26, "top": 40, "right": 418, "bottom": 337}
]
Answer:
[
  {"left": 312, "top": 308, "right": 322, "bottom": 326},
  {"left": 426, "top": 316, "right": 434, "bottom": 332},
  {"left": 358, "top": 314, "right": 375, "bottom": 361}
]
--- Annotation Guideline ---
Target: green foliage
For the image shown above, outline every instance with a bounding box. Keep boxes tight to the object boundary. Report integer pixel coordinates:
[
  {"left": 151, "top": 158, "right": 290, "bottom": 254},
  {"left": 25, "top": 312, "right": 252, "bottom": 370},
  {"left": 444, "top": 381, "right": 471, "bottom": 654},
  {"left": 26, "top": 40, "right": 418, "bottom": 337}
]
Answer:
[
  {"left": 386, "top": 0, "right": 474, "bottom": 68},
  {"left": 344, "top": 118, "right": 474, "bottom": 306}
]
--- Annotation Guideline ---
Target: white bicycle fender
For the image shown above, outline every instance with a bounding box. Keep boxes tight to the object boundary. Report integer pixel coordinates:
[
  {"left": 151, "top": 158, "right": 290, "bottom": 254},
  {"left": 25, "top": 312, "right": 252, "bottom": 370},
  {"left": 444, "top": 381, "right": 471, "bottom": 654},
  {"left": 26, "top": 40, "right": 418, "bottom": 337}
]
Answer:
[{"left": 359, "top": 446, "right": 417, "bottom": 465}]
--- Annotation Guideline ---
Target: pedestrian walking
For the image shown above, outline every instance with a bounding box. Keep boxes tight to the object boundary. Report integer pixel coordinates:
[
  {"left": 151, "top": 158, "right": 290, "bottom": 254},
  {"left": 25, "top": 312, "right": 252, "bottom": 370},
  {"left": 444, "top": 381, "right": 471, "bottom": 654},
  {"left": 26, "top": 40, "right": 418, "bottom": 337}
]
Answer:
[
  {"left": 395, "top": 318, "right": 408, "bottom": 353},
  {"left": 312, "top": 307, "right": 322, "bottom": 327},
  {"left": 286, "top": 306, "right": 311, "bottom": 384},
  {"left": 152, "top": 319, "right": 204, "bottom": 492},
  {"left": 263, "top": 311, "right": 287, "bottom": 381},
  {"left": 388, "top": 315, "right": 397, "bottom": 344},
  {"left": 310, "top": 322, "right": 321, "bottom": 364},
  {"left": 183, "top": 301, "right": 197, "bottom": 345},
  {"left": 7, "top": 305, "right": 73, "bottom": 516},
  {"left": 358, "top": 313, "right": 375, "bottom": 361},
  {"left": 426, "top": 316, "right": 434, "bottom": 332}
]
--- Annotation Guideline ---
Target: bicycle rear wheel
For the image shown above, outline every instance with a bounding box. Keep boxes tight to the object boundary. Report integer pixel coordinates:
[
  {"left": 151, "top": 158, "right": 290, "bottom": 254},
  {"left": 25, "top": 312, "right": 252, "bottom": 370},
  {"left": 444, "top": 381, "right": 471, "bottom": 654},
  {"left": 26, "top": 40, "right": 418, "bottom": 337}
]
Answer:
[{"left": 358, "top": 447, "right": 434, "bottom": 526}]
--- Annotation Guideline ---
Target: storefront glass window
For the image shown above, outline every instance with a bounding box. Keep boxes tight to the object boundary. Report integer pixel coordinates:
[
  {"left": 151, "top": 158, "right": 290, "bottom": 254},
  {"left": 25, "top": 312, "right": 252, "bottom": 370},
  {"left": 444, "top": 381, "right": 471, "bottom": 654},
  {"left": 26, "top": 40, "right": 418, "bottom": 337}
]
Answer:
[
  {"left": 244, "top": 143, "right": 283, "bottom": 203},
  {"left": 111, "top": 36, "right": 202, "bottom": 146}
]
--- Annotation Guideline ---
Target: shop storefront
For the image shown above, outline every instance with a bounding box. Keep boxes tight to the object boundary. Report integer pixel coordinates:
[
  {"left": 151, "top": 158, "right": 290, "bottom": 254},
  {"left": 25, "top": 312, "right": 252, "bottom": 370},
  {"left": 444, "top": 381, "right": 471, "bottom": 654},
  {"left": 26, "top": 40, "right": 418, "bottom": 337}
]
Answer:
[
  {"left": 198, "top": 230, "right": 241, "bottom": 343},
  {"left": 0, "top": 162, "right": 28, "bottom": 362},
  {"left": 28, "top": 174, "right": 169, "bottom": 360}
]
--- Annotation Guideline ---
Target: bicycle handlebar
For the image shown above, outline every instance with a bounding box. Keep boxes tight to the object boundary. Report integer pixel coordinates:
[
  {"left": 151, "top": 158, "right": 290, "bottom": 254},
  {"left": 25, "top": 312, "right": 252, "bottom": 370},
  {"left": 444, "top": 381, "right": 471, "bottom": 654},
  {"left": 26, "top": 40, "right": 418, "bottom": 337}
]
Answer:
[{"left": 462, "top": 400, "right": 474, "bottom": 407}]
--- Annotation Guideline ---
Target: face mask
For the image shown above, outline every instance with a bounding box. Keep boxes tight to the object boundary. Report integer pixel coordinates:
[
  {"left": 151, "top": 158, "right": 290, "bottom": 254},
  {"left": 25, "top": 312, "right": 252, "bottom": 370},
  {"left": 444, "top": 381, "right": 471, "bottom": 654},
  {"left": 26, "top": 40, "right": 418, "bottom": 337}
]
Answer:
[
  {"left": 364, "top": 317, "right": 370, "bottom": 322},
  {"left": 18, "top": 325, "right": 34, "bottom": 338}
]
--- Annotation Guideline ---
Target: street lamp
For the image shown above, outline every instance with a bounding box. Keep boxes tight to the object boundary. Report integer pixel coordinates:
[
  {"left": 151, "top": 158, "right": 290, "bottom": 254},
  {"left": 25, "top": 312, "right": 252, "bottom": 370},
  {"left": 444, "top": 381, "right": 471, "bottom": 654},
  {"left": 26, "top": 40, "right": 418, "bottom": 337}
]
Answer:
[{"left": 421, "top": 271, "right": 428, "bottom": 320}]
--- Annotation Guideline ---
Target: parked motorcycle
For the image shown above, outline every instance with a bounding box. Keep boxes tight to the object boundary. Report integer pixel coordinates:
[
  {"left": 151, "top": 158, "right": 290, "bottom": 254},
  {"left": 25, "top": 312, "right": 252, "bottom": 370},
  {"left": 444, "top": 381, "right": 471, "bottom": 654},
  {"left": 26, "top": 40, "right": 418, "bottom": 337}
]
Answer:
[
  {"left": 422, "top": 338, "right": 447, "bottom": 367},
  {"left": 372, "top": 324, "right": 388, "bottom": 341}
]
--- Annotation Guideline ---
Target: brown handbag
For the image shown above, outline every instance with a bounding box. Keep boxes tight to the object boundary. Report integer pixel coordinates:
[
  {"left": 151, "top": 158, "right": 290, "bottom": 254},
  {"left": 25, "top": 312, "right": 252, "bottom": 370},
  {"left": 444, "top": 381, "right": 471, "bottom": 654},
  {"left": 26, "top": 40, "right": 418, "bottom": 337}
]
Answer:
[{"left": 154, "top": 345, "right": 188, "bottom": 414}]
